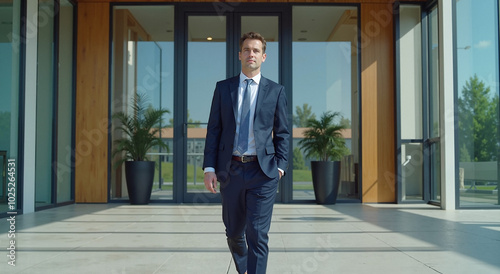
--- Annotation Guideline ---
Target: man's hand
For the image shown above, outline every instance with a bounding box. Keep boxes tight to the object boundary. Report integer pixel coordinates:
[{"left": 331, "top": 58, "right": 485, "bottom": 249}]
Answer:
[{"left": 204, "top": 172, "right": 218, "bottom": 193}]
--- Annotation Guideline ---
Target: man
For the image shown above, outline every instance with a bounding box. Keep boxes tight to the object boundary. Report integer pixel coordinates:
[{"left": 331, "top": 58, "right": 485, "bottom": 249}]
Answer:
[{"left": 203, "top": 32, "right": 289, "bottom": 274}]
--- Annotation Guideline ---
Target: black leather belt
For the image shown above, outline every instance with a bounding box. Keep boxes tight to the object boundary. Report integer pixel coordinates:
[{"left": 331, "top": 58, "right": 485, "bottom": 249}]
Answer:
[{"left": 232, "top": 155, "right": 257, "bottom": 163}]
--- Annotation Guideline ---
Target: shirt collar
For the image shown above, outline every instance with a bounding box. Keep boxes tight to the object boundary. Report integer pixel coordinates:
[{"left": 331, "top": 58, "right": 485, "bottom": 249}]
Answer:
[{"left": 239, "top": 72, "right": 261, "bottom": 86}]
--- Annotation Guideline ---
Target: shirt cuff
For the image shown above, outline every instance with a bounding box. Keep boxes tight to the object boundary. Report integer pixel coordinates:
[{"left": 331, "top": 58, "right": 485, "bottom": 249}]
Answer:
[
  {"left": 204, "top": 167, "right": 215, "bottom": 173},
  {"left": 278, "top": 168, "right": 284, "bottom": 176}
]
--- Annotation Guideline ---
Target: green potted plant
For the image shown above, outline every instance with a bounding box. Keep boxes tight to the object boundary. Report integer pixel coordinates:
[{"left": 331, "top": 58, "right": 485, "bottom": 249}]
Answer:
[
  {"left": 298, "top": 111, "right": 349, "bottom": 204},
  {"left": 112, "top": 93, "right": 169, "bottom": 205}
]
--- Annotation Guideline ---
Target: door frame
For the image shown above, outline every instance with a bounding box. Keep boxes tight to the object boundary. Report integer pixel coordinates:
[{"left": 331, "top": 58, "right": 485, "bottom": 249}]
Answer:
[{"left": 173, "top": 3, "right": 293, "bottom": 203}]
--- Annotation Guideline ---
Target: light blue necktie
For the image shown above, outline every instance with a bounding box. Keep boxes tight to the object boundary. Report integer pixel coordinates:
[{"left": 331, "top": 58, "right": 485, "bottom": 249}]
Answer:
[{"left": 236, "top": 79, "right": 253, "bottom": 155}]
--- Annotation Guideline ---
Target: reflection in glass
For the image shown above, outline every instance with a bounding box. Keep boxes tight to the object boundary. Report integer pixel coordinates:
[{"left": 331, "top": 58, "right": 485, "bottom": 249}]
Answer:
[
  {"left": 0, "top": 1, "right": 21, "bottom": 213},
  {"left": 137, "top": 41, "right": 169, "bottom": 199},
  {"left": 186, "top": 16, "right": 226, "bottom": 194},
  {"left": 292, "top": 6, "right": 359, "bottom": 201},
  {"left": 111, "top": 6, "right": 175, "bottom": 201},
  {"left": 456, "top": 0, "right": 500, "bottom": 208},
  {"left": 241, "top": 16, "right": 279, "bottom": 82}
]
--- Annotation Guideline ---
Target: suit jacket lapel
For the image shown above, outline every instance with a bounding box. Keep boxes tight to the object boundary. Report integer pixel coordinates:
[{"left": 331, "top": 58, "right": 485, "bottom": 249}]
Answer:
[
  {"left": 229, "top": 76, "right": 240, "bottom": 122},
  {"left": 254, "top": 76, "right": 269, "bottom": 121}
]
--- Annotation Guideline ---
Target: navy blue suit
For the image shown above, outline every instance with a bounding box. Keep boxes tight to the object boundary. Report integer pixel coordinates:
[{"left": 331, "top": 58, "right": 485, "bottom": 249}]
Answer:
[{"left": 203, "top": 75, "right": 289, "bottom": 274}]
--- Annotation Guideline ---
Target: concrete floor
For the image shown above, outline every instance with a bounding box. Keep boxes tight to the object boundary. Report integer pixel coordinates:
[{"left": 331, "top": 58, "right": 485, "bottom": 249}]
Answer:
[{"left": 1, "top": 203, "right": 500, "bottom": 274}]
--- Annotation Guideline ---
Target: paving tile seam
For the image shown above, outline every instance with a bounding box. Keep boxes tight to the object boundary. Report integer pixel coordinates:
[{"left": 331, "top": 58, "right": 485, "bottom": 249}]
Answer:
[
  {"left": 13, "top": 248, "right": 230, "bottom": 252},
  {"left": 151, "top": 253, "right": 177, "bottom": 274},
  {"left": 365, "top": 231, "right": 446, "bottom": 274}
]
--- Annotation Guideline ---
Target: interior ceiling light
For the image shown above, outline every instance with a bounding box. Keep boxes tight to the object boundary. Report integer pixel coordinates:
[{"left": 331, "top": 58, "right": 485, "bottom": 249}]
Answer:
[{"left": 207, "top": 36, "right": 213, "bottom": 41}]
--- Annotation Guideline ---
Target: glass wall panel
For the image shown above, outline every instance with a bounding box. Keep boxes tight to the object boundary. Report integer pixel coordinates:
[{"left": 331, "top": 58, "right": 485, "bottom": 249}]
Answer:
[
  {"left": 56, "top": 0, "right": 74, "bottom": 203},
  {"left": 430, "top": 141, "right": 441, "bottom": 201},
  {"left": 186, "top": 15, "right": 226, "bottom": 194},
  {"left": 111, "top": 6, "right": 175, "bottom": 201},
  {"left": 401, "top": 143, "right": 424, "bottom": 200},
  {"left": 456, "top": 0, "right": 500, "bottom": 208},
  {"left": 292, "top": 6, "right": 359, "bottom": 201},
  {"left": 36, "top": 0, "right": 56, "bottom": 208},
  {"left": 428, "top": 6, "right": 441, "bottom": 203},
  {"left": 0, "top": 1, "right": 21, "bottom": 213},
  {"left": 398, "top": 5, "right": 425, "bottom": 202},
  {"left": 400, "top": 6, "right": 423, "bottom": 140},
  {"left": 428, "top": 7, "right": 440, "bottom": 141}
]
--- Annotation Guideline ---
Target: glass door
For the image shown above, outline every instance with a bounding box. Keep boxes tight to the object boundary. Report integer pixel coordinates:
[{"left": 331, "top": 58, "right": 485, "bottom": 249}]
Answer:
[
  {"left": 396, "top": 3, "right": 441, "bottom": 204},
  {"left": 181, "top": 8, "right": 281, "bottom": 203},
  {"left": 397, "top": 5, "right": 425, "bottom": 202},
  {"left": 183, "top": 14, "right": 227, "bottom": 202}
]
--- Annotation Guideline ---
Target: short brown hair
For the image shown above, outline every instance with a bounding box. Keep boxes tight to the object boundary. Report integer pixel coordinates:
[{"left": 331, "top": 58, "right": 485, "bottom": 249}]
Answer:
[{"left": 239, "top": 32, "right": 267, "bottom": 53}]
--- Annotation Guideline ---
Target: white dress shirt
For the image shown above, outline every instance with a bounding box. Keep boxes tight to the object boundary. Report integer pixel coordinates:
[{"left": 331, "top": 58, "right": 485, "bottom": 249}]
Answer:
[{"left": 233, "top": 72, "right": 260, "bottom": 156}]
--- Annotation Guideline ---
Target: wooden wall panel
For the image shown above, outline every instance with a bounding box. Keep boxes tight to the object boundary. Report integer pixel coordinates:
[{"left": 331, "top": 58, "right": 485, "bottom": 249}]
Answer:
[
  {"left": 75, "top": 3, "right": 110, "bottom": 203},
  {"left": 360, "top": 3, "right": 396, "bottom": 203}
]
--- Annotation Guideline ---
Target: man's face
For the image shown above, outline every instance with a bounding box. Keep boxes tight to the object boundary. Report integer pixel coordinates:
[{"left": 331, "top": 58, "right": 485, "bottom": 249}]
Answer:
[{"left": 239, "top": 39, "right": 266, "bottom": 73}]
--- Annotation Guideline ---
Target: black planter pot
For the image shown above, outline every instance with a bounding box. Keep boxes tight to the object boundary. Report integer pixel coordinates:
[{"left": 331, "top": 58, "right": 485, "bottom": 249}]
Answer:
[
  {"left": 311, "top": 161, "right": 341, "bottom": 204},
  {"left": 125, "top": 161, "right": 155, "bottom": 205}
]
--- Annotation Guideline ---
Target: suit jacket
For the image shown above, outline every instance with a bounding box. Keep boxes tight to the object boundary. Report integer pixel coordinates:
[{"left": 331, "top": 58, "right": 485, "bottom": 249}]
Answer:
[{"left": 203, "top": 75, "right": 289, "bottom": 183}]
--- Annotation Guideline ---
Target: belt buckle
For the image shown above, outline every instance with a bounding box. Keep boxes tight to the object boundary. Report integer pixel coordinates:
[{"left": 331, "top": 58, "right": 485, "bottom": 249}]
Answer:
[{"left": 241, "top": 156, "right": 250, "bottom": 163}]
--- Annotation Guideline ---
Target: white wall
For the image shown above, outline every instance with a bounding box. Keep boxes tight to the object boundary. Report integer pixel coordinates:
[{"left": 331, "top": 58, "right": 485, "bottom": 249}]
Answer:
[{"left": 439, "top": 0, "right": 457, "bottom": 210}]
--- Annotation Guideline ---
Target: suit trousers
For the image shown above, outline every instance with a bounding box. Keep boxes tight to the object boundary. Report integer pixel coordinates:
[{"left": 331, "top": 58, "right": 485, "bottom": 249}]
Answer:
[{"left": 220, "top": 159, "right": 279, "bottom": 274}]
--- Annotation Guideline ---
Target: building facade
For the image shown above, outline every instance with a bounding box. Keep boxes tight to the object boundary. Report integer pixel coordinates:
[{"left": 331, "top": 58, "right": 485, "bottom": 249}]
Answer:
[{"left": 1, "top": 0, "right": 499, "bottom": 216}]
